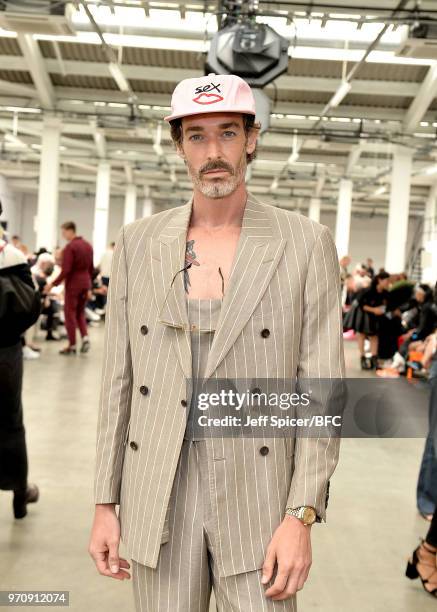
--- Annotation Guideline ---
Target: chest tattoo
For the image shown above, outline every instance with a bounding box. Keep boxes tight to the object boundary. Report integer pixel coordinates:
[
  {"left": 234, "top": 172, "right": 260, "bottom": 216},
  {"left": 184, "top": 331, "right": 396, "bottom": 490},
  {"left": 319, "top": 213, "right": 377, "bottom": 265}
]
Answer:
[{"left": 184, "top": 240, "right": 200, "bottom": 292}]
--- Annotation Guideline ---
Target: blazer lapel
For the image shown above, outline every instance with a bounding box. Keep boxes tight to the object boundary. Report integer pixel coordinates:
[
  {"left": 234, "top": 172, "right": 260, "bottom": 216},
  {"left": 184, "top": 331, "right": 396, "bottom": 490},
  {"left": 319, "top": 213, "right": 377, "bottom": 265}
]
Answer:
[
  {"left": 203, "top": 194, "right": 286, "bottom": 380},
  {"left": 150, "top": 192, "right": 287, "bottom": 382},
  {"left": 150, "top": 196, "right": 193, "bottom": 379}
]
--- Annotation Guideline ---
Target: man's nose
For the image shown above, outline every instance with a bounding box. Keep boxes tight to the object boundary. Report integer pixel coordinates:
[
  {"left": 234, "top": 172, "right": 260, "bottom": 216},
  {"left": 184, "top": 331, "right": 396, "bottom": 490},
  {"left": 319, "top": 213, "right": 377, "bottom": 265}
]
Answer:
[{"left": 205, "top": 137, "right": 222, "bottom": 160}]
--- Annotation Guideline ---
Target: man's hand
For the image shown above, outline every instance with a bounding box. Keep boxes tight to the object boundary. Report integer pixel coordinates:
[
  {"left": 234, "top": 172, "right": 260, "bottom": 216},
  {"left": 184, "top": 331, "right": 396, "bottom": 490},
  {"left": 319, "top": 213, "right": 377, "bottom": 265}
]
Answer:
[
  {"left": 43, "top": 282, "right": 53, "bottom": 295},
  {"left": 261, "top": 515, "right": 312, "bottom": 601},
  {"left": 88, "top": 504, "right": 131, "bottom": 581}
]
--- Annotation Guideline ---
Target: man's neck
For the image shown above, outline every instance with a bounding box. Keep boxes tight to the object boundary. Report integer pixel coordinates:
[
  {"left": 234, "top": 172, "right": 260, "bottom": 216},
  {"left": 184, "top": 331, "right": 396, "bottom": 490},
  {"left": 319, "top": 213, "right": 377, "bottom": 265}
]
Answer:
[{"left": 190, "top": 182, "right": 248, "bottom": 229}]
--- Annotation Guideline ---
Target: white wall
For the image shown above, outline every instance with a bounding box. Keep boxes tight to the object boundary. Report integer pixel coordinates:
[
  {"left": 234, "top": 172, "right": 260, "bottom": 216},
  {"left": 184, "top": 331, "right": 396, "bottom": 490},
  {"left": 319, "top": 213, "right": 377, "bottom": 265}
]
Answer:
[
  {"left": 16, "top": 192, "right": 124, "bottom": 253},
  {"left": 320, "top": 211, "right": 420, "bottom": 273},
  {"left": 0, "top": 174, "right": 22, "bottom": 236}
]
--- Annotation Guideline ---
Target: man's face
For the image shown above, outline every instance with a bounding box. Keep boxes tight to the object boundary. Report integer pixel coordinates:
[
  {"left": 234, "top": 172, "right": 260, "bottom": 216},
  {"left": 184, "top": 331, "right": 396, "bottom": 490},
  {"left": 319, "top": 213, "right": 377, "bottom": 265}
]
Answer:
[
  {"left": 61, "top": 228, "right": 73, "bottom": 242},
  {"left": 177, "top": 112, "right": 257, "bottom": 199},
  {"left": 415, "top": 289, "right": 425, "bottom": 303}
]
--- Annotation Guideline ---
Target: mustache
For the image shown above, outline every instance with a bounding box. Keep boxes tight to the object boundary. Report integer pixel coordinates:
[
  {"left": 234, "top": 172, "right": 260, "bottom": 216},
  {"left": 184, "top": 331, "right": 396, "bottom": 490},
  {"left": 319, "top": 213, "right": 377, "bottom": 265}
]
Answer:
[{"left": 200, "top": 160, "right": 234, "bottom": 175}]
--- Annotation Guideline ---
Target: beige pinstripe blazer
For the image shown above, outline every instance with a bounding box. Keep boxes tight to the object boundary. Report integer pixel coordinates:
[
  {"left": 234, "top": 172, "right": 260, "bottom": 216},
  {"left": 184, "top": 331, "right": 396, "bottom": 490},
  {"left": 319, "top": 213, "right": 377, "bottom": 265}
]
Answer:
[{"left": 93, "top": 192, "right": 345, "bottom": 578}]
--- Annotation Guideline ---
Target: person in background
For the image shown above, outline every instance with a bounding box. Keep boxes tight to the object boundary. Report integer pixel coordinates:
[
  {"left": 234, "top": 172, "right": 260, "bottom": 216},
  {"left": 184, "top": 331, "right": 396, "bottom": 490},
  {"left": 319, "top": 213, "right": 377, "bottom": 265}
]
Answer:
[
  {"left": 407, "top": 507, "right": 437, "bottom": 597},
  {"left": 353, "top": 271, "right": 391, "bottom": 370},
  {"left": 99, "top": 241, "right": 114, "bottom": 288},
  {"left": 11, "top": 235, "right": 22, "bottom": 250},
  {"left": 32, "top": 253, "right": 61, "bottom": 341},
  {"left": 352, "top": 263, "right": 371, "bottom": 294},
  {"left": 407, "top": 324, "right": 437, "bottom": 597},
  {"left": 339, "top": 255, "right": 351, "bottom": 291},
  {"left": 416, "top": 285, "right": 437, "bottom": 521},
  {"left": 0, "top": 201, "right": 40, "bottom": 518},
  {"left": 387, "top": 284, "right": 436, "bottom": 374},
  {"left": 365, "top": 257, "right": 375, "bottom": 278},
  {"left": 43, "top": 221, "right": 93, "bottom": 355}
]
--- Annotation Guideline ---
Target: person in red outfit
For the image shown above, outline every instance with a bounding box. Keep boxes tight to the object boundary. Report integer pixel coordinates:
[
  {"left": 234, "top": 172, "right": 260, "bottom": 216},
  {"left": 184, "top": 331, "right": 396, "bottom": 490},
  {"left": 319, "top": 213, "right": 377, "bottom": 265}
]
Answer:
[{"left": 44, "top": 221, "right": 94, "bottom": 355}]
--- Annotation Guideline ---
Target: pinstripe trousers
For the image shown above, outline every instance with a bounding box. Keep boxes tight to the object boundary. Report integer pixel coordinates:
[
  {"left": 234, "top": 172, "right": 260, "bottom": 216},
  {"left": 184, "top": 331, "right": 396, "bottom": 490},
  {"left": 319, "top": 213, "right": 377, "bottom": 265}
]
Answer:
[{"left": 131, "top": 438, "right": 296, "bottom": 612}]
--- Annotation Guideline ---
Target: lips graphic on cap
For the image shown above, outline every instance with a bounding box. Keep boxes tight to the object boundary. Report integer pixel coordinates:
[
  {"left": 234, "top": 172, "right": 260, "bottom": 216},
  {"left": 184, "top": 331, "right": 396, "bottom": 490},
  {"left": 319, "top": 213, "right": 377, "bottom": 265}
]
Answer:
[{"left": 193, "top": 93, "right": 224, "bottom": 105}]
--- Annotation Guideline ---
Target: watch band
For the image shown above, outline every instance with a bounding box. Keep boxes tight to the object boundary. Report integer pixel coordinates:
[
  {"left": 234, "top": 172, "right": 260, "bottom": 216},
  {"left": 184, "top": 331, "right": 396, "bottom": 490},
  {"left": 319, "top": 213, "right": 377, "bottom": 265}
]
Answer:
[{"left": 284, "top": 505, "right": 317, "bottom": 525}]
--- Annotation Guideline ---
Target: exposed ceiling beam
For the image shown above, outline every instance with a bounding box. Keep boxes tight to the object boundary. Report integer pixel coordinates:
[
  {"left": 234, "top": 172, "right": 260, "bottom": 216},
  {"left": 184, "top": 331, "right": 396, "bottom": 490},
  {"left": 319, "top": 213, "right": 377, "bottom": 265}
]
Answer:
[
  {"left": 16, "top": 34, "right": 55, "bottom": 110},
  {"left": 346, "top": 145, "right": 362, "bottom": 175},
  {"left": 0, "top": 79, "right": 37, "bottom": 98},
  {"left": 0, "top": 56, "right": 422, "bottom": 99},
  {"left": 90, "top": 120, "right": 107, "bottom": 158},
  {"left": 403, "top": 63, "right": 437, "bottom": 133}
]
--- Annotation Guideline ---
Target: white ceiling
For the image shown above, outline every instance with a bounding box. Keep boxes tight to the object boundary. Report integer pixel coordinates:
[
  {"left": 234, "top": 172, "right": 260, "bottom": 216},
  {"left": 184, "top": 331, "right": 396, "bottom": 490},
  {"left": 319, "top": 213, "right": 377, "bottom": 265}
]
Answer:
[{"left": 0, "top": 0, "right": 437, "bottom": 216}]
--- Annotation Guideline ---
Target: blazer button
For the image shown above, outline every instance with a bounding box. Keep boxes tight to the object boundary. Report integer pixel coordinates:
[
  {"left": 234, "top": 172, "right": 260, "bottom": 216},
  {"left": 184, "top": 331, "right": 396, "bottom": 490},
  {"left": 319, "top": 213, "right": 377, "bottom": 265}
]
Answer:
[
  {"left": 261, "top": 328, "right": 270, "bottom": 338},
  {"left": 139, "top": 385, "right": 149, "bottom": 395},
  {"left": 130, "top": 441, "right": 138, "bottom": 451},
  {"left": 181, "top": 399, "right": 187, "bottom": 407},
  {"left": 140, "top": 325, "right": 148, "bottom": 335},
  {"left": 259, "top": 445, "right": 269, "bottom": 456},
  {"left": 251, "top": 387, "right": 262, "bottom": 395}
]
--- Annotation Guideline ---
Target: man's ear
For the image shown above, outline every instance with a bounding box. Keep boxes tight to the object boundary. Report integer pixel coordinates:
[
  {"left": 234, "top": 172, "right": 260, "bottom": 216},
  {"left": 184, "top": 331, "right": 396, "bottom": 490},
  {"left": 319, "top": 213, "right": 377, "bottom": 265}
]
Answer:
[
  {"left": 175, "top": 143, "right": 186, "bottom": 161},
  {"left": 245, "top": 127, "right": 258, "bottom": 156}
]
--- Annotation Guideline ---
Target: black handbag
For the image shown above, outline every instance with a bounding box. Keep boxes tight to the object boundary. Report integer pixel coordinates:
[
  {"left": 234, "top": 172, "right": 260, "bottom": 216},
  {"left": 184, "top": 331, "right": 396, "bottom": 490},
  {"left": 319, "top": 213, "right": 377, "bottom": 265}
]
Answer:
[{"left": 0, "top": 273, "right": 41, "bottom": 336}]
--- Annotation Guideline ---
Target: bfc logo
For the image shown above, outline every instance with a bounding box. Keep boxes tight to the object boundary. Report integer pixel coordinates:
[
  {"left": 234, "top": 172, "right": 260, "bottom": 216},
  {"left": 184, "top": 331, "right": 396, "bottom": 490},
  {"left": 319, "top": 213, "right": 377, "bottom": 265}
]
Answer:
[{"left": 192, "top": 82, "right": 224, "bottom": 105}]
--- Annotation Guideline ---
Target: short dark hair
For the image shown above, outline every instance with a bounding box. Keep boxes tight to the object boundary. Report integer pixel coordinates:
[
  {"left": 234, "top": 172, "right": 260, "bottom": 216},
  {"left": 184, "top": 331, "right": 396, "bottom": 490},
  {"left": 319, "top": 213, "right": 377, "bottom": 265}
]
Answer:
[
  {"left": 371, "top": 271, "right": 390, "bottom": 288},
  {"left": 169, "top": 113, "right": 261, "bottom": 164},
  {"left": 61, "top": 221, "right": 76, "bottom": 233}
]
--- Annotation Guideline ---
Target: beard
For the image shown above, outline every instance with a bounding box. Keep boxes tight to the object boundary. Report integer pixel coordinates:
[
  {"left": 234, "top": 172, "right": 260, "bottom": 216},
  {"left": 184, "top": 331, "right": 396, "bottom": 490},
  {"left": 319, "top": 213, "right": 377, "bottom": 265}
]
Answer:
[{"left": 186, "top": 149, "right": 247, "bottom": 199}]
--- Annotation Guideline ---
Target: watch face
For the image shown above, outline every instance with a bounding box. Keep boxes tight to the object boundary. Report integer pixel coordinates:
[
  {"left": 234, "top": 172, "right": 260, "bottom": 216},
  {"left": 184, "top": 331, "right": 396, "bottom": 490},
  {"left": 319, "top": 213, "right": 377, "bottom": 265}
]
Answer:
[{"left": 302, "top": 507, "right": 317, "bottom": 524}]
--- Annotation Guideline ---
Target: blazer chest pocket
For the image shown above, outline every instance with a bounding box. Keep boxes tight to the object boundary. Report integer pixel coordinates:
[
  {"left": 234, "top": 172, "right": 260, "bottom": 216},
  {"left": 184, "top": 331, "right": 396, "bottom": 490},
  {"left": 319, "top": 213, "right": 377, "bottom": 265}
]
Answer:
[{"left": 251, "top": 296, "right": 294, "bottom": 321}]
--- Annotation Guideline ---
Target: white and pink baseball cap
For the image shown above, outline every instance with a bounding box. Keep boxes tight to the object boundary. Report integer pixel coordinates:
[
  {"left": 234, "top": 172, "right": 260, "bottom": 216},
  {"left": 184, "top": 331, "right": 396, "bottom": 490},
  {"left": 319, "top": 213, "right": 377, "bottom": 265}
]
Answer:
[{"left": 164, "top": 73, "right": 256, "bottom": 122}]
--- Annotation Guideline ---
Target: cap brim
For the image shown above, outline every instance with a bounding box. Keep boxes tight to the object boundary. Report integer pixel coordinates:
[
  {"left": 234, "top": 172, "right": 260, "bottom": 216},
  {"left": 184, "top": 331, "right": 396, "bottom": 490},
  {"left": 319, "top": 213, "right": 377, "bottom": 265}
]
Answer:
[{"left": 164, "top": 108, "right": 256, "bottom": 122}]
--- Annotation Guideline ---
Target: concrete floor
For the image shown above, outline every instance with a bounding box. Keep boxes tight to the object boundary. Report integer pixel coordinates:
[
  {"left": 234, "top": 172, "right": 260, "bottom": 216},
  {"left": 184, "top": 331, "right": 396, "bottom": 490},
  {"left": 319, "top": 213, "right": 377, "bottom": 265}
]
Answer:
[{"left": 0, "top": 326, "right": 435, "bottom": 612}]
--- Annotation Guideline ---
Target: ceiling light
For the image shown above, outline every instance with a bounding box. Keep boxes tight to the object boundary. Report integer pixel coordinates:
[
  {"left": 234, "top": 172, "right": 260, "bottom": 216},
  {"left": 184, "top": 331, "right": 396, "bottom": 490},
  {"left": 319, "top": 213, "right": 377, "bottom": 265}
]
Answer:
[
  {"left": 329, "top": 81, "right": 352, "bottom": 108},
  {"left": 374, "top": 186, "right": 386, "bottom": 196},
  {"left": 3, "top": 106, "right": 41, "bottom": 113}
]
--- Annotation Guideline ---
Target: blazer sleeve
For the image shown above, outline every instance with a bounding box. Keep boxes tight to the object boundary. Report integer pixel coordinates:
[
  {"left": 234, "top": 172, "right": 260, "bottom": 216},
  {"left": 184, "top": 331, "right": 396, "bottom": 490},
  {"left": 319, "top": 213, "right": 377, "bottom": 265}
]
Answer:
[
  {"left": 93, "top": 226, "right": 133, "bottom": 505},
  {"left": 286, "top": 225, "right": 345, "bottom": 521}
]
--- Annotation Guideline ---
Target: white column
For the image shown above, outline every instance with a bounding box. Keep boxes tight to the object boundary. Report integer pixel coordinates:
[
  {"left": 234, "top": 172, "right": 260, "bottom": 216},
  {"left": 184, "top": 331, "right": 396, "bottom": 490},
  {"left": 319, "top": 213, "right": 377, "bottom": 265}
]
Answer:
[
  {"left": 384, "top": 146, "right": 413, "bottom": 273},
  {"left": 93, "top": 160, "right": 111, "bottom": 265},
  {"left": 123, "top": 184, "right": 137, "bottom": 225},
  {"left": 422, "top": 183, "right": 437, "bottom": 284},
  {"left": 36, "top": 116, "right": 61, "bottom": 250},
  {"left": 143, "top": 196, "right": 153, "bottom": 218},
  {"left": 308, "top": 197, "right": 321, "bottom": 223},
  {"left": 335, "top": 178, "right": 353, "bottom": 258},
  {"left": 423, "top": 183, "right": 437, "bottom": 247}
]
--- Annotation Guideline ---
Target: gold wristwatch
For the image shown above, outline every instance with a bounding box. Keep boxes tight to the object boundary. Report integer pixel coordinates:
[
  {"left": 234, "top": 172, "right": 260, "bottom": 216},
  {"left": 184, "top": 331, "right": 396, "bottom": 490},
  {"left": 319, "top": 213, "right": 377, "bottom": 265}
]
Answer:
[{"left": 284, "top": 506, "right": 317, "bottom": 525}]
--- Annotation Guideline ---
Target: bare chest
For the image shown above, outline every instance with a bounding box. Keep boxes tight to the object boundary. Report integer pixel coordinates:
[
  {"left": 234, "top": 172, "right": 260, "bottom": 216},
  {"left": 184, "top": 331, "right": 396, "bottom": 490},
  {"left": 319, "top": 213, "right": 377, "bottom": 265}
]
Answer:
[{"left": 184, "top": 227, "right": 241, "bottom": 299}]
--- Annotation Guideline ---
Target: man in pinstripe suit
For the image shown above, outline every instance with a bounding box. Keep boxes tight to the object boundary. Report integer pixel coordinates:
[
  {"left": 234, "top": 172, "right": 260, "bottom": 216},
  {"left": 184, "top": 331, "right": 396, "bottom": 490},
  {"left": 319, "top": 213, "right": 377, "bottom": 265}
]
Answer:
[{"left": 89, "top": 74, "right": 345, "bottom": 611}]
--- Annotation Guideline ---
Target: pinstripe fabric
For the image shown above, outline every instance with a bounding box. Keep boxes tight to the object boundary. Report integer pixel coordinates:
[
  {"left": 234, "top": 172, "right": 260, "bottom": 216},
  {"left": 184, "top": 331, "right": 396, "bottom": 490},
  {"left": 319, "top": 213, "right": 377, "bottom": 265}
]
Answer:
[
  {"left": 93, "top": 192, "right": 345, "bottom": 579},
  {"left": 132, "top": 300, "right": 296, "bottom": 610},
  {"left": 184, "top": 298, "right": 221, "bottom": 441},
  {"left": 131, "top": 440, "right": 296, "bottom": 612}
]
